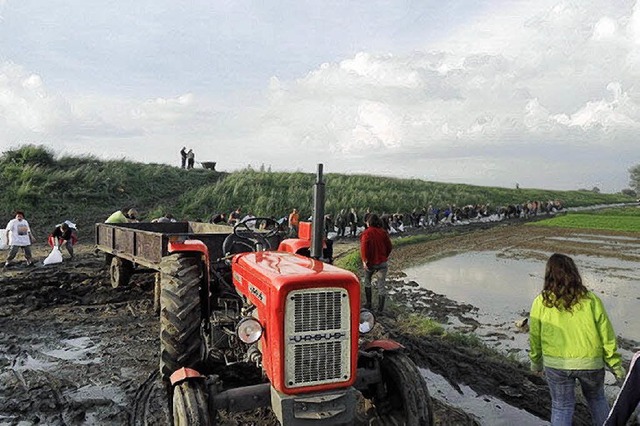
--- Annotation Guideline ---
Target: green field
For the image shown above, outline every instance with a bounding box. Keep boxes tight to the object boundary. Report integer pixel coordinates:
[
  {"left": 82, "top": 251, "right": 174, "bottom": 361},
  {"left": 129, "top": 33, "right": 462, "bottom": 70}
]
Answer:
[{"left": 532, "top": 208, "right": 640, "bottom": 232}]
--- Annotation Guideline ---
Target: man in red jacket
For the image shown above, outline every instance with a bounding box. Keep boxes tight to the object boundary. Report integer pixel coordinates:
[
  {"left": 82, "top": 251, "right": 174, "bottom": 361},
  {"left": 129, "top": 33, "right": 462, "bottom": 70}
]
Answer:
[{"left": 360, "top": 213, "right": 392, "bottom": 312}]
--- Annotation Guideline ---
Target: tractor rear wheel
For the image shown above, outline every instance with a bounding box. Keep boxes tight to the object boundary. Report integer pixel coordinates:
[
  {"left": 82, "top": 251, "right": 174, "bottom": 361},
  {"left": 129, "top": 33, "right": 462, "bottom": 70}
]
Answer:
[
  {"left": 373, "top": 351, "right": 433, "bottom": 426},
  {"left": 172, "top": 380, "right": 213, "bottom": 425},
  {"left": 160, "top": 254, "right": 205, "bottom": 382},
  {"left": 110, "top": 257, "right": 134, "bottom": 288}
]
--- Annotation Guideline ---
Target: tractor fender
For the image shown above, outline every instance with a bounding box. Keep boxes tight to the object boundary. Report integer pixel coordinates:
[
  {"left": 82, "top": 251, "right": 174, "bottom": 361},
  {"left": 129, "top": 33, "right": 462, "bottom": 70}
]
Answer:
[
  {"left": 278, "top": 238, "right": 327, "bottom": 254},
  {"left": 168, "top": 240, "right": 210, "bottom": 264},
  {"left": 277, "top": 238, "right": 311, "bottom": 254},
  {"left": 362, "top": 339, "right": 405, "bottom": 352},
  {"left": 170, "top": 367, "right": 204, "bottom": 386},
  {"left": 167, "top": 239, "right": 210, "bottom": 280}
]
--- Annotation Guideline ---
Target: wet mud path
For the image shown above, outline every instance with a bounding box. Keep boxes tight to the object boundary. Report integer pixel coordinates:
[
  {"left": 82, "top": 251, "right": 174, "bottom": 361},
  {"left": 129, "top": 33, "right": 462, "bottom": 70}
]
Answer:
[{"left": 1, "top": 220, "right": 638, "bottom": 425}]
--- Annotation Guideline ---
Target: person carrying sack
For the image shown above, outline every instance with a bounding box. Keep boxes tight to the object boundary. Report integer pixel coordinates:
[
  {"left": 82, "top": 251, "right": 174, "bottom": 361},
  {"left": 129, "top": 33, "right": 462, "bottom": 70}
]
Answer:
[{"left": 49, "top": 222, "right": 77, "bottom": 259}]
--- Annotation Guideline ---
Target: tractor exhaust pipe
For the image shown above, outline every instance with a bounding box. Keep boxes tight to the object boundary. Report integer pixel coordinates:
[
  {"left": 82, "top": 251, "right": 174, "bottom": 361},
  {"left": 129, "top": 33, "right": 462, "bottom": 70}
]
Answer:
[{"left": 310, "top": 164, "right": 325, "bottom": 259}]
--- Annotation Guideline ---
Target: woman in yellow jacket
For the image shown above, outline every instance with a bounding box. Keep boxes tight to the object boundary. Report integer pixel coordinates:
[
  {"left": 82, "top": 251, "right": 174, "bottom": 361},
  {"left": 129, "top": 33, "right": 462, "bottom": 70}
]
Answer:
[{"left": 529, "top": 253, "right": 625, "bottom": 426}]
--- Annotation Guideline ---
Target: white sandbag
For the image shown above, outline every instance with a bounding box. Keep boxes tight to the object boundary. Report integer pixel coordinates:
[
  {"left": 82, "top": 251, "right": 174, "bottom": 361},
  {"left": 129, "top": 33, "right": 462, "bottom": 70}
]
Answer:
[
  {"left": 0, "top": 232, "right": 7, "bottom": 250},
  {"left": 43, "top": 247, "right": 63, "bottom": 265}
]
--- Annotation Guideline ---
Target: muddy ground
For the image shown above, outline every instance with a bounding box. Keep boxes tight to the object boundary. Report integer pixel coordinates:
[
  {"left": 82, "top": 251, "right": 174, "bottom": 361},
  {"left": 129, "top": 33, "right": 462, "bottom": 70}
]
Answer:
[{"left": 0, "top": 220, "right": 638, "bottom": 425}]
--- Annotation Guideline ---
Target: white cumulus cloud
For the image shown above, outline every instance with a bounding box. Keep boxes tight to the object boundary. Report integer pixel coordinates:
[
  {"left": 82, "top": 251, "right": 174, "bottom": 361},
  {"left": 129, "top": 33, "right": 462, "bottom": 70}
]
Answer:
[
  {"left": 1, "top": 0, "right": 640, "bottom": 192},
  {"left": 248, "top": 0, "right": 640, "bottom": 191}
]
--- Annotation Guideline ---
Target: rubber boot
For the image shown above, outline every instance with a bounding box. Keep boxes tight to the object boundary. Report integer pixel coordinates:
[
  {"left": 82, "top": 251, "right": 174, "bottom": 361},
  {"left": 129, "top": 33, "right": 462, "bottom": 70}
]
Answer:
[
  {"left": 377, "top": 295, "right": 386, "bottom": 313},
  {"left": 364, "top": 287, "right": 372, "bottom": 310}
]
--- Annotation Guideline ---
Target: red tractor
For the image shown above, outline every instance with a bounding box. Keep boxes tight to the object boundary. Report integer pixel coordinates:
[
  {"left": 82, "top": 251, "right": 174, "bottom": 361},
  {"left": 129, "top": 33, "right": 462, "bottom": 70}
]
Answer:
[{"left": 96, "top": 165, "right": 433, "bottom": 425}]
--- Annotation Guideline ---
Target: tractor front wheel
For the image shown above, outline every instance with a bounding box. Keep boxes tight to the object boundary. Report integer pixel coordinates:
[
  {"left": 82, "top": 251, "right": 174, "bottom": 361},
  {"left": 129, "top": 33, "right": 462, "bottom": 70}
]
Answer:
[
  {"left": 172, "top": 380, "right": 214, "bottom": 425},
  {"left": 160, "top": 254, "right": 205, "bottom": 382},
  {"left": 110, "top": 257, "right": 134, "bottom": 288},
  {"left": 373, "top": 351, "right": 434, "bottom": 426}
]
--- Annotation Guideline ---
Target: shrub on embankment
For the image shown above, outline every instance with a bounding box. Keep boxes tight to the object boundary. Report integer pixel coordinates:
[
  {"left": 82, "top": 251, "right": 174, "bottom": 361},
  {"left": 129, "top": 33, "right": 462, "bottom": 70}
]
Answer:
[{"left": 0, "top": 144, "right": 634, "bottom": 235}]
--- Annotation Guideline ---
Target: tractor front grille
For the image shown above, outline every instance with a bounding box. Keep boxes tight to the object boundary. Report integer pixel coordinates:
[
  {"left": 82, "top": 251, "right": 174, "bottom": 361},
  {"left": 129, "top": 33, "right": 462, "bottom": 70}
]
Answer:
[{"left": 284, "top": 288, "right": 351, "bottom": 388}]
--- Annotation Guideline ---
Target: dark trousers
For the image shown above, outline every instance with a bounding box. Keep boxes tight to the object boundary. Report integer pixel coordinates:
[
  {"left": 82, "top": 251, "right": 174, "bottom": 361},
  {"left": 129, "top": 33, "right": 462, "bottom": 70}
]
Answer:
[
  {"left": 605, "top": 352, "right": 640, "bottom": 425},
  {"left": 6, "top": 245, "right": 33, "bottom": 263}
]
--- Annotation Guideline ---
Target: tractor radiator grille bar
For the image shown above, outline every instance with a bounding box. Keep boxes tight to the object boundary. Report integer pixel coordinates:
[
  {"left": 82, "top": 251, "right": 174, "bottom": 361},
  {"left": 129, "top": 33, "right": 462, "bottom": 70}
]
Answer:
[
  {"left": 284, "top": 288, "right": 351, "bottom": 388},
  {"left": 293, "top": 291, "right": 342, "bottom": 332}
]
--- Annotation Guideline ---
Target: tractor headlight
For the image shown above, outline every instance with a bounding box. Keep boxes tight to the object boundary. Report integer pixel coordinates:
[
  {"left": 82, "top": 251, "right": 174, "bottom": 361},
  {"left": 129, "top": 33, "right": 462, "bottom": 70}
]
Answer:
[
  {"left": 236, "top": 317, "right": 263, "bottom": 344},
  {"left": 359, "top": 309, "right": 375, "bottom": 334}
]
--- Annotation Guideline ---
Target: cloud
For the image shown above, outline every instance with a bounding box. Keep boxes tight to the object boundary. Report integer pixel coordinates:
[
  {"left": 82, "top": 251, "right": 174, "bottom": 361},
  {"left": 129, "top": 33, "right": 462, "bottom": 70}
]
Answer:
[
  {"left": 0, "top": 63, "right": 68, "bottom": 134},
  {"left": 0, "top": 62, "right": 139, "bottom": 141},
  {"left": 593, "top": 17, "right": 618, "bottom": 40},
  {"left": 249, "top": 0, "right": 640, "bottom": 191},
  {"left": 1, "top": 0, "right": 640, "bottom": 192}
]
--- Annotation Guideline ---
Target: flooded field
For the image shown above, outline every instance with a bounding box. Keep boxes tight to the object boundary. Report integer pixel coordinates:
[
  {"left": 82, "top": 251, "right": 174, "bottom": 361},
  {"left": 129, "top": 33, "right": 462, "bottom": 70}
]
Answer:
[
  {"left": 394, "top": 227, "right": 640, "bottom": 359},
  {"left": 402, "top": 247, "right": 640, "bottom": 357},
  {"left": 386, "top": 224, "right": 640, "bottom": 424}
]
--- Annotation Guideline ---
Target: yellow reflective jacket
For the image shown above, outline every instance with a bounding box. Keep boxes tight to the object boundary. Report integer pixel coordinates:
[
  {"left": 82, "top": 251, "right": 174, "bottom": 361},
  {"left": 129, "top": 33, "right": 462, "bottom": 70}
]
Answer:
[
  {"left": 105, "top": 210, "right": 127, "bottom": 224},
  {"left": 529, "top": 291, "right": 624, "bottom": 378}
]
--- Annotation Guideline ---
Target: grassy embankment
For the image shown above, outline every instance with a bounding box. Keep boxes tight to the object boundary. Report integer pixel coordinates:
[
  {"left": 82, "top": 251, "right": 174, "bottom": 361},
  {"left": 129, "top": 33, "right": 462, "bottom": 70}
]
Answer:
[{"left": 1, "top": 144, "right": 634, "bottom": 236}]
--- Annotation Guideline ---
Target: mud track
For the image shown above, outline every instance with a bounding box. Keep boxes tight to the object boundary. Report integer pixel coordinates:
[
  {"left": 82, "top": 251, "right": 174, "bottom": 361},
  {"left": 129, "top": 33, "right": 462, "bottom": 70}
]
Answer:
[{"left": 0, "top": 218, "right": 637, "bottom": 425}]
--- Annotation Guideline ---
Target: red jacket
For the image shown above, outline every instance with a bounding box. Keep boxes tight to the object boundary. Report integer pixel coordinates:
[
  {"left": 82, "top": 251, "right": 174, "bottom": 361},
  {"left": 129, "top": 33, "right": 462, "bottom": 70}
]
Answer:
[{"left": 360, "top": 226, "right": 392, "bottom": 267}]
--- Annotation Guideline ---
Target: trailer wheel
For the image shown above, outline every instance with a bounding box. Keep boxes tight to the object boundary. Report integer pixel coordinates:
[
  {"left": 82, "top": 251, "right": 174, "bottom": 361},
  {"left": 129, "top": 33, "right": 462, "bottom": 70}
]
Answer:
[
  {"left": 160, "top": 254, "right": 205, "bottom": 382},
  {"left": 110, "top": 257, "right": 134, "bottom": 288},
  {"left": 373, "top": 351, "right": 433, "bottom": 426},
  {"left": 172, "top": 380, "right": 214, "bottom": 426}
]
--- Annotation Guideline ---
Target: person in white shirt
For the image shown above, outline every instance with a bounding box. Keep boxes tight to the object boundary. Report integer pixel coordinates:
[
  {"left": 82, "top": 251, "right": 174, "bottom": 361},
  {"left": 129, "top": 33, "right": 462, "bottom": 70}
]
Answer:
[{"left": 4, "top": 210, "right": 35, "bottom": 267}]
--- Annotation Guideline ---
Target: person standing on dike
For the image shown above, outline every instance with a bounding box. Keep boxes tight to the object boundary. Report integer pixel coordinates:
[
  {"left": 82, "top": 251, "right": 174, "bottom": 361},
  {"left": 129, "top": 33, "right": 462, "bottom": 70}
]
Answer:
[{"left": 180, "top": 147, "right": 187, "bottom": 169}]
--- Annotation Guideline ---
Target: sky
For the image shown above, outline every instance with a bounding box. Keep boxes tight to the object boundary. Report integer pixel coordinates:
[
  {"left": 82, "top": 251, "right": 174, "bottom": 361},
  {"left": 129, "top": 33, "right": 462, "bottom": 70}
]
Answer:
[{"left": 0, "top": 0, "right": 639, "bottom": 193}]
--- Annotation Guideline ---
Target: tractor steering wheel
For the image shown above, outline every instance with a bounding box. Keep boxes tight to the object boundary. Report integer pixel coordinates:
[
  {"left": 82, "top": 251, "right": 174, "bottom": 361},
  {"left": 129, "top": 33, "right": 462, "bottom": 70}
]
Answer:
[{"left": 222, "top": 217, "right": 282, "bottom": 256}]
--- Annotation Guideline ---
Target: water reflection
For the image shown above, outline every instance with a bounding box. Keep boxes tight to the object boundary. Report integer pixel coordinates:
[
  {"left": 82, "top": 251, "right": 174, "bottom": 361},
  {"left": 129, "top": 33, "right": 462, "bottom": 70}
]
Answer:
[
  {"left": 420, "top": 368, "right": 548, "bottom": 425},
  {"left": 403, "top": 251, "right": 640, "bottom": 342}
]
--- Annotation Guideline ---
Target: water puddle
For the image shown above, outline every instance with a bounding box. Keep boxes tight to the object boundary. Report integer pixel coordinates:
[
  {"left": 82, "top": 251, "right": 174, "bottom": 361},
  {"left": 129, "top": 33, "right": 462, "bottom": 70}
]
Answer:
[
  {"left": 403, "top": 250, "right": 640, "bottom": 357},
  {"left": 421, "top": 368, "right": 548, "bottom": 425},
  {"left": 10, "top": 353, "right": 58, "bottom": 371},
  {"left": 41, "top": 337, "right": 101, "bottom": 364},
  {"left": 63, "top": 384, "right": 127, "bottom": 406}
]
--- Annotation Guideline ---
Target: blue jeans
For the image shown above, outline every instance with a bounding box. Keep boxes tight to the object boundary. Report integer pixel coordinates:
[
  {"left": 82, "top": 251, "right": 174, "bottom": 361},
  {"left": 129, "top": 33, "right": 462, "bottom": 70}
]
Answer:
[{"left": 545, "top": 367, "right": 609, "bottom": 426}]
